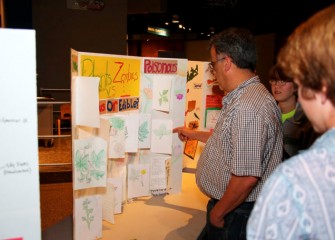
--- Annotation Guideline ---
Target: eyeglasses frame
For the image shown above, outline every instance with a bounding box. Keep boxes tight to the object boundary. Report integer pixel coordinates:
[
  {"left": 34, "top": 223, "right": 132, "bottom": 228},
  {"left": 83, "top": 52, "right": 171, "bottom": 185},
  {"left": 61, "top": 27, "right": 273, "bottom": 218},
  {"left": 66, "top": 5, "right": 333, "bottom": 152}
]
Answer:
[{"left": 208, "top": 56, "right": 227, "bottom": 71}]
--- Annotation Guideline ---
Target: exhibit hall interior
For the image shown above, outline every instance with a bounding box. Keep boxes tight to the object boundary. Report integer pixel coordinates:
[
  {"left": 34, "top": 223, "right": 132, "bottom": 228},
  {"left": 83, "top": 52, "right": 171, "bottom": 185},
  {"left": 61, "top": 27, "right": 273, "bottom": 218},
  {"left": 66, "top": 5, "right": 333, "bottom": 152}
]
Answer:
[{"left": 0, "top": 0, "right": 333, "bottom": 239}]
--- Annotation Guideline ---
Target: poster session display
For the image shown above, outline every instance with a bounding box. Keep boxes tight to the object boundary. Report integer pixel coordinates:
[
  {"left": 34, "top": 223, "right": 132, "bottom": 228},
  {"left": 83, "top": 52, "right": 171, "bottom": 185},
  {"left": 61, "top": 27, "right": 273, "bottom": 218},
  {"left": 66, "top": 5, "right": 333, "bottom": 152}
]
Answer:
[{"left": 70, "top": 50, "right": 187, "bottom": 239}]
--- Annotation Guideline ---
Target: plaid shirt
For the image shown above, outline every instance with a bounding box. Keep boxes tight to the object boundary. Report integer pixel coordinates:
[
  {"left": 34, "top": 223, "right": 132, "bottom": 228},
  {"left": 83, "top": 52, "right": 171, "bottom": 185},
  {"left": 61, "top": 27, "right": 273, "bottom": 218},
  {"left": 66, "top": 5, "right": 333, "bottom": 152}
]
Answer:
[{"left": 196, "top": 76, "right": 283, "bottom": 201}]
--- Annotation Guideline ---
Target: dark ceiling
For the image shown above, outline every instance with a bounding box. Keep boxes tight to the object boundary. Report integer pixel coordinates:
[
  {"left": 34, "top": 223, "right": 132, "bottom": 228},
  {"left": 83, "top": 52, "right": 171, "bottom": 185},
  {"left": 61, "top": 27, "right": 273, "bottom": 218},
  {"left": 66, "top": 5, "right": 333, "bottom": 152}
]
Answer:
[{"left": 127, "top": 0, "right": 335, "bottom": 40}]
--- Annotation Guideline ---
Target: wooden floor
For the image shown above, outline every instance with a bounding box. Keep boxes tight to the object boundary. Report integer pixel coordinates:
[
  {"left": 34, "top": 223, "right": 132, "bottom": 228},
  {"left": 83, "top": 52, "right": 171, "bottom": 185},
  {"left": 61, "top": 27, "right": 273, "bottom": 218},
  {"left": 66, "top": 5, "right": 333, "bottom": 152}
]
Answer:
[{"left": 39, "top": 137, "right": 73, "bottom": 230}]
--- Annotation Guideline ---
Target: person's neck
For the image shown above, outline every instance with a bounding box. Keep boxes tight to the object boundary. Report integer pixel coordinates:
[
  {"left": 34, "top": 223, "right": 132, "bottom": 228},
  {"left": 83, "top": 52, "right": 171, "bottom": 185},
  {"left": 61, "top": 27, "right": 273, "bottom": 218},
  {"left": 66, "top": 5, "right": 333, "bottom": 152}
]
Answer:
[
  {"left": 278, "top": 96, "right": 296, "bottom": 114},
  {"left": 227, "top": 69, "right": 256, "bottom": 92}
]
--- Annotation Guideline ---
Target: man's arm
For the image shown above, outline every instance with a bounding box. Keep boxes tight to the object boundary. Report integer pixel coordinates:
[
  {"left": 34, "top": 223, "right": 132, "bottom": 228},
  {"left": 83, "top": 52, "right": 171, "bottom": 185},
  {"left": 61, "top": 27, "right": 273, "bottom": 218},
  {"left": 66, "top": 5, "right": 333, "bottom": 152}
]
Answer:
[
  {"left": 210, "top": 174, "right": 259, "bottom": 228},
  {"left": 173, "top": 126, "right": 212, "bottom": 143}
]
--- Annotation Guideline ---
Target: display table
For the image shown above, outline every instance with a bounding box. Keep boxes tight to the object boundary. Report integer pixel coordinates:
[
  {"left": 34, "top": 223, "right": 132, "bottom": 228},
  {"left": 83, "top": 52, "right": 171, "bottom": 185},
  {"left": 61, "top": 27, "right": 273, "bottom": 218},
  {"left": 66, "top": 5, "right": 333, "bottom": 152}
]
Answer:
[
  {"left": 42, "top": 169, "right": 209, "bottom": 240},
  {"left": 102, "top": 171, "right": 209, "bottom": 240}
]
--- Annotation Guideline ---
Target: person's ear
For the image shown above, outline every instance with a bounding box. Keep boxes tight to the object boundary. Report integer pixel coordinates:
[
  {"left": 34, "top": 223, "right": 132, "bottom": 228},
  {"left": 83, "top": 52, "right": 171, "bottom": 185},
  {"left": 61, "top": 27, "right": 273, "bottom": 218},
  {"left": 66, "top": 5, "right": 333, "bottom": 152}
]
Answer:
[
  {"left": 224, "top": 57, "right": 232, "bottom": 72},
  {"left": 321, "top": 85, "right": 328, "bottom": 105}
]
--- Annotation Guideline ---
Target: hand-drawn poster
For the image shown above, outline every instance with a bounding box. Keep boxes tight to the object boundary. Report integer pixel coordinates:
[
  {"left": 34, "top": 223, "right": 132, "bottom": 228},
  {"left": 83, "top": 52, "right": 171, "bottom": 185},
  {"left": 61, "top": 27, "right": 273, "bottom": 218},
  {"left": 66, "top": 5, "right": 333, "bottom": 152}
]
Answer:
[
  {"left": 205, "top": 93, "right": 224, "bottom": 130},
  {"left": 74, "top": 195, "right": 102, "bottom": 240},
  {"left": 73, "top": 137, "right": 107, "bottom": 190},
  {"left": 71, "top": 53, "right": 187, "bottom": 237},
  {"left": 152, "top": 75, "right": 173, "bottom": 112},
  {"left": 205, "top": 108, "right": 221, "bottom": 130},
  {"left": 138, "top": 113, "right": 151, "bottom": 149},
  {"left": 185, "top": 62, "right": 203, "bottom": 132},
  {"left": 150, "top": 119, "right": 173, "bottom": 154},
  {"left": 140, "top": 75, "right": 153, "bottom": 114},
  {"left": 108, "top": 116, "right": 126, "bottom": 158},
  {"left": 184, "top": 140, "right": 198, "bottom": 159},
  {"left": 0, "top": 29, "right": 41, "bottom": 240},
  {"left": 77, "top": 52, "right": 141, "bottom": 99},
  {"left": 184, "top": 61, "right": 224, "bottom": 166},
  {"left": 72, "top": 76, "right": 100, "bottom": 128},
  {"left": 124, "top": 114, "right": 139, "bottom": 153},
  {"left": 127, "top": 163, "right": 151, "bottom": 198}
]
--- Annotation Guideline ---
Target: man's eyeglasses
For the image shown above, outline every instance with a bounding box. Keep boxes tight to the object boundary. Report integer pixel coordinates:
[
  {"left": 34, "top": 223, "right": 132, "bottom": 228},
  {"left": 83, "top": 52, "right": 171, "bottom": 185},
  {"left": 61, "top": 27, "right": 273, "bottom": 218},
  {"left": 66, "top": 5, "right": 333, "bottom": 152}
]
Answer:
[
  {"left": 208, "top": 57, "right": 227, "bottom": 72},
  {"left": 269, "top": 80, "right": 288, "bottom": 86}
]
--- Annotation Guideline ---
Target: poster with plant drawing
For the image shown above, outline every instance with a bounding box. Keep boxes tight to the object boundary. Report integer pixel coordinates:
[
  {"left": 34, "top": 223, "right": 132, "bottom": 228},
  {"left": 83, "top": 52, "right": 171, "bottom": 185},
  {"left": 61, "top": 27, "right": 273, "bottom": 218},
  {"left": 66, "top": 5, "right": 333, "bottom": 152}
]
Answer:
[
  {"left": 138, "top": 113, "right": 152, "bottom": 149},
  {"left": 73, "top": 137, "right": 107, "bottom": 190},
  {"left": 152, "top": 75, "right": 173, "bottom": 112},
  {"left": 108, "top": 116, "right": 126, "bottom": 158},
  {"left": 124, "top": 114, "right": 139, "bottom": 153},
  {"left": 205, "top": 108, "right": 221, "bottom": 130},
  {"left": 139, "top": 74, "right": 153, "bottom": 114},
  {"left": 74, "top": 195, "right": 102, "bottom": 240},
  {"left": 150, "top": 119, "right": 172, "bottom": 154},
  {"left": 127, "top": 163, "right": 150, "bottom": 198}
]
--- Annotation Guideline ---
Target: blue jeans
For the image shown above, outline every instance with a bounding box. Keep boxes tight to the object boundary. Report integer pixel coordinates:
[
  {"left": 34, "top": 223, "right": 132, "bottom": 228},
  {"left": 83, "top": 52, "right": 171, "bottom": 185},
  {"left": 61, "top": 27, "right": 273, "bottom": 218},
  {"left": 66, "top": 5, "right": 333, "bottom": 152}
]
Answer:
[{"left": 197, "top": 198, "right": 254, "bottom": 240}]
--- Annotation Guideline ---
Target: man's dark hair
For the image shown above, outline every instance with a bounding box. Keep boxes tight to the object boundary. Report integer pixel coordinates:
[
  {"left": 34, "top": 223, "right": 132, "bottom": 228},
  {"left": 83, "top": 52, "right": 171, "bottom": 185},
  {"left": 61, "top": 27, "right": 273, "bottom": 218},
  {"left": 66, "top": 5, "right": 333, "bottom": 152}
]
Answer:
[{"left": 209, "top": 27, "right": 257, "bottom": 72}]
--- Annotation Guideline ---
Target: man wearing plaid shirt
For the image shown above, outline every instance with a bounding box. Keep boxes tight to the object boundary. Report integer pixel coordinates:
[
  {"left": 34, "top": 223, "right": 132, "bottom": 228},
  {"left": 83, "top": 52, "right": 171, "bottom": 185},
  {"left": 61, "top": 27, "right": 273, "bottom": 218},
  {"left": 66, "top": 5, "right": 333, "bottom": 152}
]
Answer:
[{"left": 174, "top": 27, "right": 283, "bottom": 240}]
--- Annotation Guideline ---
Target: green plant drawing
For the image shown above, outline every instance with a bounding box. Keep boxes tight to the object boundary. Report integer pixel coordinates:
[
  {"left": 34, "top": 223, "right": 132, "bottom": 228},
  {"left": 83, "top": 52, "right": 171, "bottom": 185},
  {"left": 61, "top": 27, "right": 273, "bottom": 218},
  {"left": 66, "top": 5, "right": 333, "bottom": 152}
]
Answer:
[
  {"left": 154, "top": 124, "right": 170, "bottom": 140},
  {"left": 138, "top": 121, "right": 149, "bottom": 142},
  {"left": 75, "top": 147, "right": 106, "bottom": 184},
  {"left": 159, "top": 89, "right": 169, "bottom": 106},
  {"left": 109, "top": 117, "right": 125, "bottom": 130},
  {"left": 82, "top": 198, "right": 94, "bottom": 229}
]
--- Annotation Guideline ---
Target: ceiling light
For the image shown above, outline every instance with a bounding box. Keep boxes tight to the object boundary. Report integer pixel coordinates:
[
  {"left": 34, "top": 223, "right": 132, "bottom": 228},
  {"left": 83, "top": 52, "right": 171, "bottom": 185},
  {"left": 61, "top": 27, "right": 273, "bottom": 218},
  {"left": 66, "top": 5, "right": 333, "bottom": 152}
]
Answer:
[{"left": 172, "top": 15, "right": 179, "bottom": 23}]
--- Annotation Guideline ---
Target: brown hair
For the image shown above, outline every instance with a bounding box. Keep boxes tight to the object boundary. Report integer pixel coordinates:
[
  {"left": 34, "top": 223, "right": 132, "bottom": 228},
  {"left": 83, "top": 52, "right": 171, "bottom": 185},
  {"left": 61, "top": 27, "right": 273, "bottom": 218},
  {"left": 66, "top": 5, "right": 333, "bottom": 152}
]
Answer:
[
  {"left": 277, "top": 4, "right": 335, "bottom": 103},
  {"left": 268, "top": 64, "right": 293, "bottom": 82}
]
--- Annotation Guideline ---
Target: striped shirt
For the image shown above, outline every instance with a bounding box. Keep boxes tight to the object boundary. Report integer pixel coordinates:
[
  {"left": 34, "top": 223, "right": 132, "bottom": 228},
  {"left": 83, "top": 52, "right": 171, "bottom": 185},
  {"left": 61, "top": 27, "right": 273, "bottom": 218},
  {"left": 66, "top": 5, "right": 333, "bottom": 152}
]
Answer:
[
  {"left": 247, "top": 128, "right": 335, "bottom": 239},
  {"left": 196, "top": 76, "right": 283, "bottom": 201}
]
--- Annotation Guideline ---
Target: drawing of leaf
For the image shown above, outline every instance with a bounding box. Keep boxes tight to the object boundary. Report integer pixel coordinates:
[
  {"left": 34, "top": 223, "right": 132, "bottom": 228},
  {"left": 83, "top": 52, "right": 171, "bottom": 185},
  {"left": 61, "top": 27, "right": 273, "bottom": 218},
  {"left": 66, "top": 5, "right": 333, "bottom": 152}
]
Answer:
[
  {"left": 75, "top": 150, "right": 89, "bottom": 172},
  {"left": 162, "top": 95, "right": 168, "bottom": 103},
  {"left": 138, "top": 121, "right": 149, "bottom": 142},
  {"left": 90, "top": 169, "right": 105, "bottom": 180},
  {"left": 158, "top": 90, "right": 169, "bottom": 106},
  {"left": 154, "top": 124, "right": 170, "bottom": 139},
  {"left": 109, "top": 117, "right": 125, "bottom": 130},
  {"left": 91, "top": 149, "right": 106, "bottom": 168}
]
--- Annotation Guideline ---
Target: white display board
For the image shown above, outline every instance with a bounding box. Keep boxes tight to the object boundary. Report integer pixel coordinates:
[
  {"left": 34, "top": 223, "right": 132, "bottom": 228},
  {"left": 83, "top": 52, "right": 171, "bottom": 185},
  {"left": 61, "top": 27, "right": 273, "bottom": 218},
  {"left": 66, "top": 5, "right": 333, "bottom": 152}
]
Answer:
[
  {"left": 0, "top": 29, "right": 41, "bottom": 240},
  {"left": 71, "top": 50, "right": 187, "bottom": 239}
]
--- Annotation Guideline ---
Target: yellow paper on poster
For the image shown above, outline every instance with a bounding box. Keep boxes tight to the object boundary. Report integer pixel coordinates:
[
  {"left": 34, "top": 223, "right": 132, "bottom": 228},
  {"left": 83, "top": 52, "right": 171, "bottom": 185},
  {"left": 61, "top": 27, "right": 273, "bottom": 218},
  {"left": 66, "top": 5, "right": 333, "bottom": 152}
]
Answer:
[{"left": 79, "top": 54, "right": 141, "bottom": 99}]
